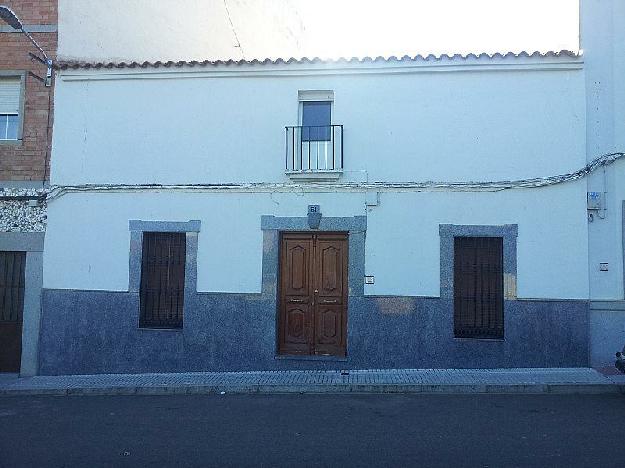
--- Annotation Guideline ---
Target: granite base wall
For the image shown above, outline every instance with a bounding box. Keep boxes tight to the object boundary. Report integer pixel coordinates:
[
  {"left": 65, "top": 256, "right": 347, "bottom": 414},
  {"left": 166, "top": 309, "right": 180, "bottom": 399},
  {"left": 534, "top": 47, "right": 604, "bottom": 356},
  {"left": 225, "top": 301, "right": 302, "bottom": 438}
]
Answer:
[
  {"left": 38, "top": 289, "right": 589, "bottom": 375},
  {"left": 589, "top": 302, "right": 625, "bottom": 367}
]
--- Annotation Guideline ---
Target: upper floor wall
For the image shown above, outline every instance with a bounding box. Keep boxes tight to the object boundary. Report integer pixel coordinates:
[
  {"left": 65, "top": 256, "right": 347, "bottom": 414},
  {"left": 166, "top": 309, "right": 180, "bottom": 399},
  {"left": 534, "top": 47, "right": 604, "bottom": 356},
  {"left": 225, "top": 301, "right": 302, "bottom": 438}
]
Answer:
[
  {"left": 582, "top": 0, "right": 625, "bottom": 158},
  {"left": 51, "top": 56, "right": 585, "bottom": 186}
]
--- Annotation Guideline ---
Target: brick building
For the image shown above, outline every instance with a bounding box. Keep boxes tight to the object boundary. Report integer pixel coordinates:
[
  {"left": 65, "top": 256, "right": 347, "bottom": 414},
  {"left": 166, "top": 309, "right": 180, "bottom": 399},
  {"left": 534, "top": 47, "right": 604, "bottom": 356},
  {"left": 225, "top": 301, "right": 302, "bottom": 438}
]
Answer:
[{"left": 0, "top": 1, "right": 56, "bottom": 375}]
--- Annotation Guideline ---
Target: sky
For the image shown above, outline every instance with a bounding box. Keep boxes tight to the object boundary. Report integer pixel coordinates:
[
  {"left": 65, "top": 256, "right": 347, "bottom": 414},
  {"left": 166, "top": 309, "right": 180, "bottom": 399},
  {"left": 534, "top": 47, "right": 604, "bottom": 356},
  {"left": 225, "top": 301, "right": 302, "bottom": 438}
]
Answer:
[
  {"left": 59, "top": 0, "right": 581, "bottom": 62},
  {"left": 292, "top": 0, "right": 580, "bottom": 58}
]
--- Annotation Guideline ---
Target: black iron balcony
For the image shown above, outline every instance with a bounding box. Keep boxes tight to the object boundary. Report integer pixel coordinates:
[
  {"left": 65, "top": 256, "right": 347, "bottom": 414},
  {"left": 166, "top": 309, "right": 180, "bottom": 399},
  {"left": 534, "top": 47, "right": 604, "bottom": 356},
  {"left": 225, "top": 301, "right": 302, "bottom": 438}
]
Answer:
[{"left": 285, "top": 125, "right": 343, "bottom": 174}]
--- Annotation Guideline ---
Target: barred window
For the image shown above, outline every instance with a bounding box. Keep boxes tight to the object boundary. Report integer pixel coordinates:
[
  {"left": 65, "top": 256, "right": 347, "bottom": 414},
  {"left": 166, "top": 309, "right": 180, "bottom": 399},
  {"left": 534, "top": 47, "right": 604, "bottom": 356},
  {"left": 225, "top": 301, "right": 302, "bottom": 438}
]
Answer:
[
  {"left": 139, "top": 232, "right": 186, "bottom": 329},
  {"left": 453, "top": 237, "right": 504, "bottom": 339}
]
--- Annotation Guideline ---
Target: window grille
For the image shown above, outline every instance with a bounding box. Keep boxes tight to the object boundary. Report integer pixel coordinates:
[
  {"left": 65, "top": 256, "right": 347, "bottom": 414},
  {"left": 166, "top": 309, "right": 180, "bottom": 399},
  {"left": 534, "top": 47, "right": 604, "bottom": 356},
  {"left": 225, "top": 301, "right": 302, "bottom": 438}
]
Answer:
[
  {"left": 139, "top": 232, "right": 186, "bottom": 328},
  {"left": 0, "top": 251, "right": 26, "bottom": 323},
  {"left": 453, "top": 237, "right": 504, "bottom": 339}
]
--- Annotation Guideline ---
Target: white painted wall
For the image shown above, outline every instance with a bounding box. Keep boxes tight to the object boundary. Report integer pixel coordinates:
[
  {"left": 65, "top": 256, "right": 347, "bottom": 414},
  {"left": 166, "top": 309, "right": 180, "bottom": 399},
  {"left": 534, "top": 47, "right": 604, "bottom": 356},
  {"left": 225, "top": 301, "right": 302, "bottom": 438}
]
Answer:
[
  {"left": 43, "top": 185, "right": 589, "bottom": 299},
  {"left": 44, "top": 191, "right": 365, "bottom": 293},
  {"left": 583, "top": 0, "right": 625, "bottom": 301},
  {"left": 48, "top": 0, "right": 595, "bottom": 303},
  {"left": 51, "top": 60, "right": 586, "bottom": 186},
  {"left": 366, "top": 184, "right": 589, "bottom": 299},
  {"left": 581, "top": 0, "right": 625, "bottom": 366}
]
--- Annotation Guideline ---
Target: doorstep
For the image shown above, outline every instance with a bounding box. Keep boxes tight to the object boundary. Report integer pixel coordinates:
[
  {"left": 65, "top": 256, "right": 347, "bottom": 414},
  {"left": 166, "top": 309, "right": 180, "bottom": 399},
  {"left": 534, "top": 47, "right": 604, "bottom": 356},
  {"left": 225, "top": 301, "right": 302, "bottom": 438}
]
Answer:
[{"left": 0, "top": 368, "right": 623, "bottom": 397}]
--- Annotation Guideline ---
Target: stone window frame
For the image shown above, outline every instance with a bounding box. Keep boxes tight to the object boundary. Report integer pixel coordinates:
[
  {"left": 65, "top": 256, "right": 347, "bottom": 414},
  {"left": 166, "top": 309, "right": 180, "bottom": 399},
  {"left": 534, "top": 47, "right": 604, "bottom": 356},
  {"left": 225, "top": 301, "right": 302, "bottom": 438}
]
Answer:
[
  {"left": 128, "top": 220, "right": 201, "bottom": 330},
  {"left": 0, "top": 71, "right": 27, "bottom": 146},
  {"left": 439, "top": 223, "right": 518, "bottom": 301}
]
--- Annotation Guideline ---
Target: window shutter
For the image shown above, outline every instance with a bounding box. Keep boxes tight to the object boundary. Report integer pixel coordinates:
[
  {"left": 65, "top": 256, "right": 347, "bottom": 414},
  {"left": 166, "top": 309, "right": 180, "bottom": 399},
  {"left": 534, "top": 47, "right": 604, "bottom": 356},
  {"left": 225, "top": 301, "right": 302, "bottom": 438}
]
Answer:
[
  {"left": 139, "top": 232, "right": 186, "bottom": 328},
  {"left": 453, "top": 237, "right": 504, "bottom": 339},
  {"left": 0, "top": 78, "right": 21, "bottom": 114}
]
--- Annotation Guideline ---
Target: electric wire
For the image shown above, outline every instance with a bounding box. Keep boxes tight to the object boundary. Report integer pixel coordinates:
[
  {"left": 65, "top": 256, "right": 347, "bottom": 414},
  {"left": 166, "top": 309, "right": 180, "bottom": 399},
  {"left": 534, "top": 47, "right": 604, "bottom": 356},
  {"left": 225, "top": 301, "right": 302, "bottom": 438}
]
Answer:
[{"left": 46, "top": 151, "right": 625, "bottom": 201}]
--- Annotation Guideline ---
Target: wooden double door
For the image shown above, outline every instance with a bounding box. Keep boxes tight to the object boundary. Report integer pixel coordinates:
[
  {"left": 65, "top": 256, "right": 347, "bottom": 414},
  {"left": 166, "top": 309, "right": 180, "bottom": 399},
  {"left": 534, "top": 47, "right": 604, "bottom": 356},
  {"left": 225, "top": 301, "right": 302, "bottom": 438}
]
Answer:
[{"left": 278, "top": 232, "right": 348, "bottom": 357}]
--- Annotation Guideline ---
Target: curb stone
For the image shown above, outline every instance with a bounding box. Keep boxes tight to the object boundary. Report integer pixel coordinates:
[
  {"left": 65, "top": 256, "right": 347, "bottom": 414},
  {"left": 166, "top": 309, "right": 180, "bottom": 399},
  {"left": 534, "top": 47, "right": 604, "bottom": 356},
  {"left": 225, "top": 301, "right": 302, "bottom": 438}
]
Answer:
[
  {"left": 2, "top": 368, "right": 624, "bottom": 396},
  {"left": 1, "top": 383, "right": 624, "bottom": 396}
]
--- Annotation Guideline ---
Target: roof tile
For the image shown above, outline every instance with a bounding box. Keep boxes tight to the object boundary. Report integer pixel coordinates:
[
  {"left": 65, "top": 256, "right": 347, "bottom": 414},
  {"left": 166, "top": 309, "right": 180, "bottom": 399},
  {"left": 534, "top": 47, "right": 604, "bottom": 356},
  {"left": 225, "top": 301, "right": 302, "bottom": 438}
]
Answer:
[{"left": 56, "top": 50, "right": 580, "bottom": 70}]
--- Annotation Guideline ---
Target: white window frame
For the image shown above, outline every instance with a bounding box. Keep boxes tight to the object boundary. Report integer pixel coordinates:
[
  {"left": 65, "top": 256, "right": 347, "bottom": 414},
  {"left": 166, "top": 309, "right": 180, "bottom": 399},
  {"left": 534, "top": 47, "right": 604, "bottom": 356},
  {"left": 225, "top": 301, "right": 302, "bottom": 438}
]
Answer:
[
  {"left": 297, "top": 90, "right": 334, "bottom": 125},
  {"left": 296, "top": 90, "right": 337, "bottom": 172},
  {"left": 0, "top": 71, "right": 26, "bottom": 145}
]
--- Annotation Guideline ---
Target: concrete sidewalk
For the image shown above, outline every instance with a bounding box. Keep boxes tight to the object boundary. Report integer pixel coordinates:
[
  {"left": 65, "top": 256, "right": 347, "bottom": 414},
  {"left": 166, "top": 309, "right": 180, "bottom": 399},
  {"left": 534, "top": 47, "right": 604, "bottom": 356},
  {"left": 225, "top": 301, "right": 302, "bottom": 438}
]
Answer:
[{"left": 1, "top": 368, "right": 624, "bottom": 396}]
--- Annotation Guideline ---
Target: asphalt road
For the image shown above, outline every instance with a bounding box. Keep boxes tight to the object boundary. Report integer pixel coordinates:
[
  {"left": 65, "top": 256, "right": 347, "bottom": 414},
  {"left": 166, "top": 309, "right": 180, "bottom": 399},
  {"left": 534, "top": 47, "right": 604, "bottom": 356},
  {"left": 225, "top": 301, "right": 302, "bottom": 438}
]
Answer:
[{"left": 1, "top": 393, "right": 625, "bottom": 467}]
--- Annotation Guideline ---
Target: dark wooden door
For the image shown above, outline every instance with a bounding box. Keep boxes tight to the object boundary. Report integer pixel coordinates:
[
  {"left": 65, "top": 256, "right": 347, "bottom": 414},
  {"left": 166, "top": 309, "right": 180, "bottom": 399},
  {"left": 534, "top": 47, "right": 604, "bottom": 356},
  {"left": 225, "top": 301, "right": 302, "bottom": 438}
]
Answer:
[
  {"left": 0, "top": 251, "right": 26, "bottom": 373},
  {"left": 279, "top": 233, "right": 348, "bottom": 357}
]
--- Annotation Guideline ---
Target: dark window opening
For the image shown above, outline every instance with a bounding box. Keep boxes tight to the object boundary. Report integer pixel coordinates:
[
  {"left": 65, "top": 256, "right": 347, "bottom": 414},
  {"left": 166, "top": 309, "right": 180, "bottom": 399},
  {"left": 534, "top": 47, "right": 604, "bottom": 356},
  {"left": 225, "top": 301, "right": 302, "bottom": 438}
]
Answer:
[
  {"left": 453, "top": 236, "right": 504, "bottom": 339},
  {"left": 139, "top": 232, "right": 186, "bottom": 329},
  {"left": 0, "top": 251, "right": 26, "bottom": 372},
  {"left": 0, "top": 251, "right": 25, "bottom": 323},
  {"left": 301, "top": 101, "right": 331, "bottom": 141}
]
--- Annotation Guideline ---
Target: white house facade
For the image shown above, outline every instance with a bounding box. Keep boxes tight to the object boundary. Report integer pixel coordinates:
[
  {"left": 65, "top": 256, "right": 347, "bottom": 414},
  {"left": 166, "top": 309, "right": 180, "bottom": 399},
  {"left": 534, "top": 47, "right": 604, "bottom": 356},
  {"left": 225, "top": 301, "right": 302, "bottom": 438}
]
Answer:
[
  {"left": 583, "top": 0, "right": 625, "bottom": 367},
  {"left": 35, "top": 0, "right": 625, "bottom": 374}
]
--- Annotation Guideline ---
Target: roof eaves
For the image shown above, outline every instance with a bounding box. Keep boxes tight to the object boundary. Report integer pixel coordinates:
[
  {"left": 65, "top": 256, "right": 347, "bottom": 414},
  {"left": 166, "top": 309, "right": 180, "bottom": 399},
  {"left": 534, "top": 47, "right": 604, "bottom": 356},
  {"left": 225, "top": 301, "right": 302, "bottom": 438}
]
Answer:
[{"left": 55, "top": 50, "right": 581, "bottom": 70}]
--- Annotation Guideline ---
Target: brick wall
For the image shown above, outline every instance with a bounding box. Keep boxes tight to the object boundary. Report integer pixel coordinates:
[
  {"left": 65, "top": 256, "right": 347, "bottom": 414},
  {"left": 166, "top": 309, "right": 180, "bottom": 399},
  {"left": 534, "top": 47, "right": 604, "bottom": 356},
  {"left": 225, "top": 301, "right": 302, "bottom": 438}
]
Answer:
[
  {"left": 1, "top": 1, "right": 56, "bottom": 25},
  {"left": 0, "top": 0, "right": 57, "bottom": 182}
]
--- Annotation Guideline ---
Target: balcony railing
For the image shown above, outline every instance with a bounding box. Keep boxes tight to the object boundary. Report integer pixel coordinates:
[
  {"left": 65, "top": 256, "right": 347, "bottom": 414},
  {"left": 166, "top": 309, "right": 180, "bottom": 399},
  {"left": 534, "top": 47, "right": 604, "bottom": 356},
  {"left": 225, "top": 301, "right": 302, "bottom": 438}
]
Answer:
[{"left": 285, "top": 125, "right": 343, "bottom": 173}]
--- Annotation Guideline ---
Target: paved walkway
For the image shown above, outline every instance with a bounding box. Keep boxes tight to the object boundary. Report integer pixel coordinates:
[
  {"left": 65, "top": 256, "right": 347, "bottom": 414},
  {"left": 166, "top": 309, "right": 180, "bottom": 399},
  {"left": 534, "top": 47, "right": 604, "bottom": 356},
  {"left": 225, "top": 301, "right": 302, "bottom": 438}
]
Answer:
[{"left": 1, "top": 368, "right": 624, "bottom": 396}]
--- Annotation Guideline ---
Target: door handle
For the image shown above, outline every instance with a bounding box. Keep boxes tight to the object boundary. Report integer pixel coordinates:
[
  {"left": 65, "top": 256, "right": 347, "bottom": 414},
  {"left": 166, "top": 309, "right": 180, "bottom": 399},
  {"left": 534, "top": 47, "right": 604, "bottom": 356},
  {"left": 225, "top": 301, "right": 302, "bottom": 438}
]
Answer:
[
  {"left": 289, "top": 299, "right": 307, "bottom": 303},
  {"left": 321, "top": 299, "right": 338, "bottom": 304}
]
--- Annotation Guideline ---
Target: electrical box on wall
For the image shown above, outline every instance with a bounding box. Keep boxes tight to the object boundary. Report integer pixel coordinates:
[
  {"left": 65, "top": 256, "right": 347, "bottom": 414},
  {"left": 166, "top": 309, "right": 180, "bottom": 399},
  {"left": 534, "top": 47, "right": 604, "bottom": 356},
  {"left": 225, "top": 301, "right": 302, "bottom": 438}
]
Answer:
[
  {"left": 587, "top": 192, "right": 603, "bottom": 210},
  {"left": 364, "top": 275, "right": 375, "bottom": 284},
  {"left": 365, "top": 191, "right": 380, "bottom": 207}
]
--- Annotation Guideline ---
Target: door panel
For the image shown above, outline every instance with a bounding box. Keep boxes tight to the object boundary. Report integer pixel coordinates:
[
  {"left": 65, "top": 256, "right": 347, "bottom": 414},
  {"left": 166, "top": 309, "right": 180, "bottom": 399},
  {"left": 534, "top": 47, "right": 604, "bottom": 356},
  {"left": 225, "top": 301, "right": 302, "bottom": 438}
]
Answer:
[
  {"left": 316, "top": 237, "right": 346, "bottom": 304},
  {"left": 0, "top": 251, "right": 26, "bottom": 373},
  {"left": 282, "top": 303, "right": 312, "bottom": 354},
  {"left": 314, "top": 304, "right": 345, "bottom": 356},
  {"left": 279, "top": 235, "right": 314, "bottom": 355},
  {"left": 283, "top": 237, "right": 313, "bottom": 298},
  {"left": 278, "top": 233, "right": 348, "bottom": 357}
]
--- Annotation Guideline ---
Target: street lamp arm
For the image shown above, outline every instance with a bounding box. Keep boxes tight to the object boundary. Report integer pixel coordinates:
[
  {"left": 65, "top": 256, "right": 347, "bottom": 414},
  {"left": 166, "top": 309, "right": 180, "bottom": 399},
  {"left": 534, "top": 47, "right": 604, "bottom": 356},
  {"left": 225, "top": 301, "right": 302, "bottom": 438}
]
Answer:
[
  {"left": 20, "top": 27, "right": 50, "bottom": 63},
  {"left": 0, "top": 5, "right": 53, "bottom": 86}
]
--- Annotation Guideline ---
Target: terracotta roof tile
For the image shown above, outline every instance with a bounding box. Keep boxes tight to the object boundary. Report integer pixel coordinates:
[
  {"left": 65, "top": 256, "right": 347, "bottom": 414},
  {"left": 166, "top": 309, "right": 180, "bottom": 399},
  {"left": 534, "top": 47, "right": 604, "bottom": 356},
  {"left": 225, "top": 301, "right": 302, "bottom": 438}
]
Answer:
[{"left": 56, "top": 50, "right": 580, "bottom": 70}]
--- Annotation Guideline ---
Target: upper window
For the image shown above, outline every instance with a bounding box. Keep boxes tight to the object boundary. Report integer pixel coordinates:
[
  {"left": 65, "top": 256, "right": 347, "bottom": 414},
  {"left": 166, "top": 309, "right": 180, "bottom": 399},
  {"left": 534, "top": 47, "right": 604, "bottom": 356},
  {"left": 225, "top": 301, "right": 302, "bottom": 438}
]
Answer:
[
  {"left": 139, "top": 232, "right": 186, "bottom": 329},
  {"left": 0, "top": 76, "right": 22, "bottom": 141},
  {"left": 453, "top": 237, "right": 504, "bottom": 339},
  {"left": 286, "top": 90, "right": 342, "bottom": 174},
  {"left": 301, "top": 101, "right": 331, "bottom": 142}
]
